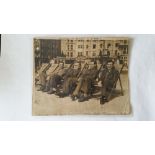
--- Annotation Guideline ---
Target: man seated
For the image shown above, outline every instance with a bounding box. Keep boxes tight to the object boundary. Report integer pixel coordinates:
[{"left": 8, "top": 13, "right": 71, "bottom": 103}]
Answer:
[
  {"left": 56, "top": 62, "right": 81, "bottom": 97},
  {"left": 99, "top": 60, "right": 119, "bottom": 104},
  {"left": 71, "top": 61, "right": 98, "bottom": 102},
  {"left": 45, "top": 62, "right": 67, "bottom": 94},
  {"left": 37, "top": 59, "right": 56, "bottom": 91}
]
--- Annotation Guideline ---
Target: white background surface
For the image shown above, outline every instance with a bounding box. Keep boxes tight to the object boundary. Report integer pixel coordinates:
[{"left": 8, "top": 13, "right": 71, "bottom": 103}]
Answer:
[
  {"left": 0, "top": 34, "right": 155, "bottom": 120},
  {"left": 0, "top": 0, "right": 155, "bottom": 155}
]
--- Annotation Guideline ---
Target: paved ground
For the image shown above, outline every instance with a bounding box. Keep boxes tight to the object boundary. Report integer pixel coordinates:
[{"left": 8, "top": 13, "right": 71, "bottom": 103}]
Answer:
[{"left": 33, "top": 70, "right": 130, "bottom": 115}]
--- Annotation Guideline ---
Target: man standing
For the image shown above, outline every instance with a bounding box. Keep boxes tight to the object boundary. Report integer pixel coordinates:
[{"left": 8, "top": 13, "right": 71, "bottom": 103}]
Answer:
[{"left": 99, "top": 60, "right": 119, "bottom": 104}]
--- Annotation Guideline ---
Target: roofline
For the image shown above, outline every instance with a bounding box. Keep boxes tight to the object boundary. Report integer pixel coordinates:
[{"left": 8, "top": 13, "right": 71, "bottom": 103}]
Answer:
[{"left": 34, "top": 35, "right": 129, "bottom": 40}]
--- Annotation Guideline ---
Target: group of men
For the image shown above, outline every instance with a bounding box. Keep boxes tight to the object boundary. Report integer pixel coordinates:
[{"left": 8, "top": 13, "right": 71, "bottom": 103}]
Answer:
[{"left": 36, "top": 58, "right": 119, "bottom": 104}]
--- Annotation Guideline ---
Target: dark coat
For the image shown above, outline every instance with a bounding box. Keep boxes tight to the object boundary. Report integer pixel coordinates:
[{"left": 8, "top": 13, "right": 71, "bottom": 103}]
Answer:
[
  {"left": 62, "top": 68, "right": 81, "bottom": 94},
  {"left": 73, "top": 67, "right": 98, "bottom": 95},
  {"left": 99, "top": 67, "right": 119, "bottom": 86}
]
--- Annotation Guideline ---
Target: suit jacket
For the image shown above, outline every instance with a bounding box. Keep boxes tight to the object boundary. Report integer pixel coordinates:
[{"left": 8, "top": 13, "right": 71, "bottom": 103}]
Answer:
[
  {"left": 46, "top": 64, "right": 58, "bottom": 76},
  {"left": 99, "top": 67, "right": 119, "bottom": 84},
  {"left": 81, "top": 68, "right": 98, "bottom": 80},
  {"left": 64, "top": 68, "right": 81, "bottom": 78}
]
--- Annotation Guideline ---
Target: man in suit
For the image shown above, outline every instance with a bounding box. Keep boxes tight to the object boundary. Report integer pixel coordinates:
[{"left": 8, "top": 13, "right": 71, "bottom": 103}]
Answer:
[
  {"left": 46, "top": 62, "right": 67, "bottom": 94},
  {"left": 71, "top": 62, "right": 98, "bottom": 102},
  {"left": 37, "top": 59, "right": 57, "bottom": 91},
  {"left": 99, "top": 60, "right": 119, "bottom": 104},
  {"left": 56, "top": 62, "right": 81, "bottom": 97}
]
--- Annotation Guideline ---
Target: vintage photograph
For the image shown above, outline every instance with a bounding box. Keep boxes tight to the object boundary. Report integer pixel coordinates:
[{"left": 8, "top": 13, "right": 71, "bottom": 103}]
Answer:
[{"left": 33, "top": 36, "right": 131, "bottom": 115}]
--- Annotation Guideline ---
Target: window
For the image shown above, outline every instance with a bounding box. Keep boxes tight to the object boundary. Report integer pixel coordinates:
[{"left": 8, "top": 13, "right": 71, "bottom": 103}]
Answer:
[
  {"left": 68, "top": 45, "right": 70, "bottom": 50},
  {"left": 86, "top": 51, "right": 88, "bottom": 56},
  {"left": 100, "top": 44, "right": 102, "bottom": 48},
  {"left": 92, "top": 52, "right": 96, "bottom": 56},
  {"left": 71, "top": 45, "right": 73, "bottom": 50},
  {"left": 70, "top": 52, "right": 73, "bottom": 57},
  {"left": 86, "top": 45, "right": 89, "bottom": 49},
  {"left": 115, "top": 50, "right": 117, "bottom": 56},
  {"left": 107, "top": 43, "right": 111, "bottom": 48},
  {"left": 123, "top": 50, "right": 126, "bottom": 54},
  {"left": 124, "top": 40, "right": 127, "bottom": 44},
  {"left": 93, "top": 44, "right": 96, "bottom": 49},
  {"left": 78, "top": 52, "right": 83, "bottom": 56},
  {"left": 107, "top": 51, "right": 110, "bottom": 56},
  {"left": 115, "top": 43, "right": 119, "bottom": 47},
  {"left": 78, "top": 45, "right": 83, "bottom": 48}
]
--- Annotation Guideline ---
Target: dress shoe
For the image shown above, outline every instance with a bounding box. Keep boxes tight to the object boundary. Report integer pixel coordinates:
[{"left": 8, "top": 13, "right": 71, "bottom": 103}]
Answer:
[
  {"left": 57, "top": 92, "right": 67, "bottom": 98},
  {"left": 43, "top": 87, "right": 49, "bottom": 92},
  {"left": 71, "top": 95, "right": 77, "bottom": 101},
  {"left": 37, "top": 86, "right": 45, "bottom": 91},
  {"left": 100, "top": 96, "right": 108, "bottom": 104},
  {"left": 78, "top": 95, "right": 88, "bottom": 102},
  {"left": 47, "top": 89, "right": 55, "bottom": 94}
]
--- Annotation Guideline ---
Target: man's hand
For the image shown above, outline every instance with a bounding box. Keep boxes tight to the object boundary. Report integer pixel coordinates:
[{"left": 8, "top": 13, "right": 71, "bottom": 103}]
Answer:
[
  {"left": 46, "top": 76, "right": 50, "bottom": 81},
  {"left": 98, "top": 81, "right": 102, "bottom": 87}
]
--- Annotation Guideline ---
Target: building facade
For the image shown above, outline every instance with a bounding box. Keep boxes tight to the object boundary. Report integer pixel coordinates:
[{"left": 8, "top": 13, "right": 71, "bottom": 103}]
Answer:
[
  {"left": 61, "top": 38, "right": 129, "bottom": 63},
  {"left": 34, "top": 37, "right": 129, "bottom": 67}
]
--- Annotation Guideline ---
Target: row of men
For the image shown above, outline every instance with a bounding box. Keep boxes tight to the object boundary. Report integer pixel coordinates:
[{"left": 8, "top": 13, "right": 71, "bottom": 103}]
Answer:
[{"left": 36, "top": 59, "right": 119, "bottom": 104}]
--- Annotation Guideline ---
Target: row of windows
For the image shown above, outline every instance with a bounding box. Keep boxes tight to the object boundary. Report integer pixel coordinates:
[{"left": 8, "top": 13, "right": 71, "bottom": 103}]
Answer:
[
  {"left": 67, "top": 51, "right": 97, "bottom": 57},
  {"left": 67, "top": 40, "right": 73, "bottom": 42},
  {"left": 77, "top": 52, "right": 96, "bottom": 57},
  {"left": 78, "top": 40, "right": 98, "bottom": 42},
  {"left": 67, "top": 44, "right": 104, "bottom": 50},
  {"left": 121, "top": 56, "right": 128, "bottom": 60},
  {"left": 77, "top": 44, "right": 97, "bottom": 49},
  {"left": 66, "top": 40, "right": 128, "bottom": 43},
  {"left": 78, "top": 45, "right": 84, "bottom": 48},
  {"left": 66, "top": 43, "right": 128, "bottom": 49},
  {"left": 66, "top": 51, "right": 128, "bottom": 58},
  {"left": 67, "top": 52, "right": 73, "bottom": 57},
  {"left": 67, "top": 44, "right": 104, "bottom": 49}
]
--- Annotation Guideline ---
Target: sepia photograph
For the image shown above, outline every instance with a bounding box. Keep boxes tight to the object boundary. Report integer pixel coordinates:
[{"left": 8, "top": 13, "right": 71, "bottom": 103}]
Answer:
[{"left": 33, "top": 36, "right": 131, "bottom": 115}]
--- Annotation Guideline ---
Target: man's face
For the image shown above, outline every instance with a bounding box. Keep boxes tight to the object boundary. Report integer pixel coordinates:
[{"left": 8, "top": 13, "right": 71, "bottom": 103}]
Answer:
[
  {"left": 107, "top": 62, "right": 113, "bottom": 70},
  {"left": 89, "top": 64, "right": 94, "bottom": 69},
  {"left": 59, "top": 63, "right": 64, "bottom": 69},
  {"left": 74, "top": 63, "right": 80, "bottom": 69},
  {"left": 50, "top": 59, "right": 54, "bottom": 65}
]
